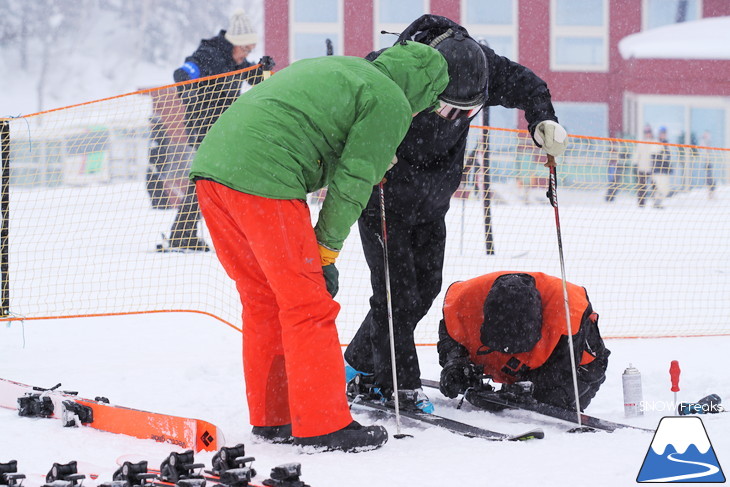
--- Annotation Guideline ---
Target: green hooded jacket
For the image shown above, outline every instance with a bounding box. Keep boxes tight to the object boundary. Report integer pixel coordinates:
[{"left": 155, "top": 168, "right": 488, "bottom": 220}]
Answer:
[{"left": 190, "top": 41, "right": 448, "bottom": 251}]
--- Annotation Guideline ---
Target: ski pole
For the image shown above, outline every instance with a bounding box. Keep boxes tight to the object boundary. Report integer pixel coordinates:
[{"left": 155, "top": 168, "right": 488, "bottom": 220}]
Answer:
[
  {"left": 545, "top": 154, "right": 582, "bottom": 427},
  {"left": 378, "top": 181, "right": 409, "bottom": 439}
]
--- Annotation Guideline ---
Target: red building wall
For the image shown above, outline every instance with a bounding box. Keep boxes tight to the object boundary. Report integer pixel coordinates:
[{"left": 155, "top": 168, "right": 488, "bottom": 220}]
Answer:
[
  {"left": 264, "top": 0, "right": 730, "bottom": 137},
  {"left": 607, "top": 1, "right": 643, "bottom": 135},
  {"left": 703, "top": 0, "right": 730, "bottom": 16},
  {"left": 264, "top": 0, "right": 289, "bottom": 69},
  {"left": 623, "top": 59, "right": 730, "bottom": 96},
  {"left": 517, "top": 1, "right": 550, "bottom": 84},
  {"left": 344, "top": 0, "right": 373, "bottom": 57},
  {"left": 430, "top": 0, "right": 460, "bottom": 17}
]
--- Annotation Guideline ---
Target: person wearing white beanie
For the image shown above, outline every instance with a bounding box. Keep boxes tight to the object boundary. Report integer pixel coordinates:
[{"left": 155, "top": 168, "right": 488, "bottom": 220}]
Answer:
[
  {"left": 158, "top": 9, "right": 274, "bottom": 252},
  {"left": 173, "top": 8, "right": 268, "bottom": 139},
  {"left": 225, "top": 8, "right": 258, "bottom": 51}
]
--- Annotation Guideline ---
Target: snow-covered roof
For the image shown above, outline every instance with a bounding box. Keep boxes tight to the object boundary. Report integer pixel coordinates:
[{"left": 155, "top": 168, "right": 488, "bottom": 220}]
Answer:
[{"left": 618, "top": 16, "right": 730, "bottom": 60}]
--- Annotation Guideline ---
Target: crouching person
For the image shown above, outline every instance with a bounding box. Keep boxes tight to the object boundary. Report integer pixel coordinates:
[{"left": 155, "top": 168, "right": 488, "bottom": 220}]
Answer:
[{"left": 437, "top": 272, "right": 610, "bottom": 411}]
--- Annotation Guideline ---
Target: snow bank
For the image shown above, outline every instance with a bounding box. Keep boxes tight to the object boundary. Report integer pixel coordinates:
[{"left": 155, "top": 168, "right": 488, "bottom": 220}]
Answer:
[{"left": 619, "top": 16, "right": 730, "bottom": 60}]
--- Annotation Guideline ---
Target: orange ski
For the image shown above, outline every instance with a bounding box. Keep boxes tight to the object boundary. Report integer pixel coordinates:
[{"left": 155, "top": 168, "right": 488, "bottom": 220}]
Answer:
[{"left": 0, "top": 378, "right": 224, "bottom": 452}]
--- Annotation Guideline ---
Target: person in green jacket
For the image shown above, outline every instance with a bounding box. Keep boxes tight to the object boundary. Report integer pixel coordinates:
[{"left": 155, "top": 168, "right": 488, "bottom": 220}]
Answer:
[{"left": 190, "top": 41, "right": 449, "bottom": 453}]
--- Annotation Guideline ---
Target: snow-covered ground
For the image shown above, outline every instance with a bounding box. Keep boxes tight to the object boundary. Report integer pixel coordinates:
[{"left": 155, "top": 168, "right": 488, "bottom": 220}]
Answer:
[
  {"left": 0, "top": 169, "right": 728, "bottom": 486},
  {"left": 1, "top": 312, "right": 728, "bottom": 487}
]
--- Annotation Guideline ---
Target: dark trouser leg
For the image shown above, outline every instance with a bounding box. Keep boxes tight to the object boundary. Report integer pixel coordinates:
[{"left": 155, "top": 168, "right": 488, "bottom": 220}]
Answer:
[
  {"left": 605, "top": 184, "right": 616, "bottom": 202},
  {"left": 170, "top": 181, "right": 205, "bottom": 248},
  {"left": 636, "top": 171, "right": 649, "bottom": 207},
  {"left": 345, "top": 211, "right": 446, "bottom": 392},
  {"left": 525, "top": 316, "right": 610, "bottom": 411}
]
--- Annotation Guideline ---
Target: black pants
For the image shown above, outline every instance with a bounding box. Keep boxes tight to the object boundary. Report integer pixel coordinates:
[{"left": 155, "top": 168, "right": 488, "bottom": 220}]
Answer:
[
  {"left": 169, "top": 180, "right": 202, "bottom": 245},
  {"left": 604, "top": 162, "right": 626, "bottom": 202},
  {"left": 524, "top": 314, "right": 610, "bottom": 411},
  {"left": 636, "top": 171, "right": 653, "bottom": 207},
  {"left": 344, "top": 209, "right": 446, "bottom": 392}
]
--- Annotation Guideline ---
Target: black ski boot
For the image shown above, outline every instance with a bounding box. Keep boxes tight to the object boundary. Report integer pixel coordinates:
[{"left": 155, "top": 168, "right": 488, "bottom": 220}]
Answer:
[
  {"left": 251, "top": 424, "right": 293, "bottom": 444},
  {"left": 167, "top": 236, "right": 210, "bottom": 252},
  {"left": 385, "top": 388, "right": 434, "bottom": 414},
  {"left": 346, "top": 372, "right": 385, "bottom": 402},
  {"left": 293, "top": 420, "right": 388, "bottom": 453}
]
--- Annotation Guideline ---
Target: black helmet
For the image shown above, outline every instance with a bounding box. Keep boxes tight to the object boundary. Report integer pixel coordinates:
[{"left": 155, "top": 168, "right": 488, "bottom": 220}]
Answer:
[
  {"left": 430, "top": 29, "right": 488, "bottom": 109},
  {"left": 394, "top": 15, "right": 488, "bottom": 118},
  {"left": 481, "top": 274, "right": 543, "bottom": 354}
]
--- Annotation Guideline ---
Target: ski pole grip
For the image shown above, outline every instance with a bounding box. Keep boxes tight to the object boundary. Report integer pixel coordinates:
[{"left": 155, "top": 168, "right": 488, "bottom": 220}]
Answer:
[{"left": 670, "top": 360, "right": 681, "bottom": 392}]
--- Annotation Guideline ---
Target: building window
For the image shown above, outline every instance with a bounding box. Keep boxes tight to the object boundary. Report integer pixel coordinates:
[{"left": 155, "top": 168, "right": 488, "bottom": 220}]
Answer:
[
  {"left": 552, "top": 102, "right": 609, "bottom": 137},
  {"left": 631, "top": 94, "right": 728, "bottom": 191},
  {"left": 462, "top": 0, "right": 517, "bottom": 59},
  {"left": 642, "top": 102, "right": 685, "bottom": 142},
  {"left": 375, "top": 0, "right": 429, "bottom": 50},
  {"left": 636, "top": 95, "right": 727, "bottom": 148},
  {"left": 690, "top": 107, "right": 725, "bottom": 148},
  {"left": 290, "top": 0, "right": 343, "bottom": 61},
  {"left": 643, "top": 0, "right": 702, "bottom": 30},
  {"left": 551, "top": 0, "right": 609, "bottom": 71}
]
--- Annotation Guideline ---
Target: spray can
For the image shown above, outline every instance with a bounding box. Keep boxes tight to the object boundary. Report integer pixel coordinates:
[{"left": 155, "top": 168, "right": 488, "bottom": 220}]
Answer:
[{"left": 622, "top": 364, "right": 644, "bottom": 417}]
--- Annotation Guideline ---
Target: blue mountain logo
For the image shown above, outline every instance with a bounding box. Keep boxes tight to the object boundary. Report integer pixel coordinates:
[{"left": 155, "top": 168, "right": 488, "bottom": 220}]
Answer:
[{"left": 637, "top": 416, "right": 725, "bottom": 483}]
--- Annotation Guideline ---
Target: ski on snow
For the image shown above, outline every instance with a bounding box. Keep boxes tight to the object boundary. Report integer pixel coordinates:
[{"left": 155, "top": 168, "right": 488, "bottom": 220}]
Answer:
[
  {"left": 420, "top": 378, "right": 654, "bottom": 433},
  {"left": 349, "top": 397, "right": 543, "bottom": 441},
  {"left": 0, "top": 377, "right": 224, "bottom": 452}
]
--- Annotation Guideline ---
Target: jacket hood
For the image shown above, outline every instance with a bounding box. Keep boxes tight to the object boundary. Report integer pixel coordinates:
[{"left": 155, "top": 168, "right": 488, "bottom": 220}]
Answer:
[{"left": 372, "top": 41, "right": 449, "bottom": 114}]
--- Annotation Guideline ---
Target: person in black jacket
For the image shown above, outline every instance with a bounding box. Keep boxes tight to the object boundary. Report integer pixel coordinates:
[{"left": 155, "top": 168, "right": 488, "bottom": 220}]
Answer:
[
  {"left": 344, "top": 15, "right": 568, "bottom": 412},
  {"left": 163, "top": 9, "right": 273, "bottom": 251}
]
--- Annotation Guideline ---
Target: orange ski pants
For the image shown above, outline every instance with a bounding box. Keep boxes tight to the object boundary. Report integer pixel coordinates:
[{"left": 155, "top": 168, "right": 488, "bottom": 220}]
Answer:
[{"left": 196, "top": 179, "right": 353, "bottom": 438}]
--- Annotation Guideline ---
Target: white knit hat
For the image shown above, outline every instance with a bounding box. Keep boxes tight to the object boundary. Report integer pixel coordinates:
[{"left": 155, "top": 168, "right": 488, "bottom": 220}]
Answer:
[{"left": 225, "top": 9, "right": 257, "bottom": 46}]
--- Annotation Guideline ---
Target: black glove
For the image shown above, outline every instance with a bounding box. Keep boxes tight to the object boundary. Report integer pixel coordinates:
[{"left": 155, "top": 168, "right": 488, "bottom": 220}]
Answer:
[
  {"left": 259, "top": 55, "right": 276, "bottom": 71},
  {"left": 440, "top": 357, "right": 476, "bottom": 399},
  {"left": 322, "top": 264, "right": 339, "bottom": 298}
]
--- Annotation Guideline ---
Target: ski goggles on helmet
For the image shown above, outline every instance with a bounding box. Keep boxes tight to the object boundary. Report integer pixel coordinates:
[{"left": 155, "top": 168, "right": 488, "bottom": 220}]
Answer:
[{"left": 434, "top": 99, "right": 483, "bottom": 121}]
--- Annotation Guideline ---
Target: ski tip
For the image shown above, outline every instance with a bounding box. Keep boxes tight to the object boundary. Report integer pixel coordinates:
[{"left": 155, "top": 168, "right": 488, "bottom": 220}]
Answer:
[
  {"left": 509, "top": 428, "right": 545, "bottom": 441},
  {"left": 195, "top": 421, "right": 225, "bottom": 452}
]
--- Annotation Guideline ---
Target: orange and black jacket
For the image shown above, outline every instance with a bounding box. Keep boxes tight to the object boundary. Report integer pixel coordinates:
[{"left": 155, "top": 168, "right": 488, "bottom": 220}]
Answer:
[{"left": 439, "top": 271, "right": 603, "bottom": 385}]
